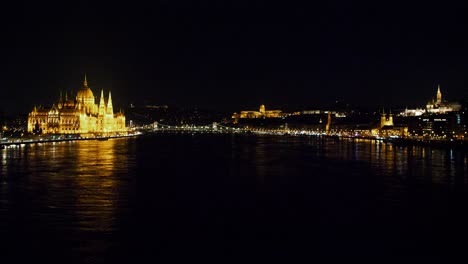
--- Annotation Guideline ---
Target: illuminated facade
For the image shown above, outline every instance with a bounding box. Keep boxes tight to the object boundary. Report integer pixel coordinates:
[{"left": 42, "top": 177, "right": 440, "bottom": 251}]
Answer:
[
  {"left": 399, "top": 85, "right": 461, "bottom": 116},
  {"left": 370, "top": 110, "right": 408, "bottom": 137},
  {"left": 232, "top": 104, "right": 283, "bottom": 121},
  {"left": 27, "top": 76, "right": 126, "bottom": 135},
  {"left": 380, "top": 111, "right": 394, "bottom": 128},
  {"left": 400, "top": 108, "right": 425, "bottom": 117},
  {"left": 425, "top": 85, "right": 461, "bottom": 114}
]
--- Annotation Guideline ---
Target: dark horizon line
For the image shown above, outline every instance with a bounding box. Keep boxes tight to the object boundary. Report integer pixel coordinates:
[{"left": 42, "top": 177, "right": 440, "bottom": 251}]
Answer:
[{"left": 2, "top": 99, "right": 467, "bottom": 118}]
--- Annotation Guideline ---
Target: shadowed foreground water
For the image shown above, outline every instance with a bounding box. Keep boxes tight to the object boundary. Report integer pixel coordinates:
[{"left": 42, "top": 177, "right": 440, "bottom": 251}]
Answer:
[{"left": 1, "top": 135, "right": 467, "bottom": 262}]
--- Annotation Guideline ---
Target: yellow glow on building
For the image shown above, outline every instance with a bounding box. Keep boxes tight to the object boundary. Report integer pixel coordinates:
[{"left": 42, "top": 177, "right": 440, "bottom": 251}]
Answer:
[
  {"left": 325, "top": 112, "right": 331, "bottom": 133},
  {"left": 380, "top": 111, "right": 394, "bottom": 128},
  {"left": 27, "top": 75, "right": 127, "bottom": 135},
  {"left": 426, "top": 85, "right": 461, "bottom": 114},
  {"left": 369, "top": 110, "right": 408, "bottom": 138},
  {"left": 232, "top": 104, "right": 283, "bottom": 122}
]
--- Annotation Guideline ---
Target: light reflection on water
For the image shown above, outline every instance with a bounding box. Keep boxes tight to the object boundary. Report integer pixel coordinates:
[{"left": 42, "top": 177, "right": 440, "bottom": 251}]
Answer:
[
  {"left": 0, "top": 135, "right": 467, "bottom": 260},
  {"left": 313, "top": 137, "right": 467, "bottom": 184},
  {"left": 0, "top": 138, "right": 136, "bottom": 261},
  {"left": 229, "top": 136, "right": 468, "bottom": 218}
]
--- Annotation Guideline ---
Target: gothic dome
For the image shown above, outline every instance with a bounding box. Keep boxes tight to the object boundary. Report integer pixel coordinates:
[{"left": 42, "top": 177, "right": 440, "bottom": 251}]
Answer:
[
  {"left": 76, "top": 87, "right": 94, "bottom": 100},
  {"left": 75, "top": 75, "right": 95, "bottom": 102}
]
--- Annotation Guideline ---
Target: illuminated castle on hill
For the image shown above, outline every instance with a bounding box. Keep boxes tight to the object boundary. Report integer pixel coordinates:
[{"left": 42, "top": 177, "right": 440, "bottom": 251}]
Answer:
[
  {"left": 232, "top": 104, "right": 282, "bottom": 121},
  {"left": 27, "top": 75, "right": 126, "bottom": 135}
]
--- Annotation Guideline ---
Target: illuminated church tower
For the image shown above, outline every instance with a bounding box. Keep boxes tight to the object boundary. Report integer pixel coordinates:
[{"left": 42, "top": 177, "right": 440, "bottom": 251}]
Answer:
[
  {"left": 436, "top": 84, "right": 442, "bottom": 104},
  {"left": 259, "top": 104, "right": 266, "bottom": 115},
  {"left": 106, "top": 91, "right": 113, "bottom": 115},
  {"left": 380, "top": 110, "right": 394, "bottom": 128},
  {"left": 98, "top": 89, "right": 106, "bottom": 116},
  {"left": 325, "top": 112, "right": 331, "bottom": 133}
]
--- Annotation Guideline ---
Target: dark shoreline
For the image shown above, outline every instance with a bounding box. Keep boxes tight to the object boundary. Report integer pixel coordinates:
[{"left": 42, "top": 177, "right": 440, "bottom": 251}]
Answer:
[
  {"left": 0, "top": 133, "right": 140, "bottom": 147},
  {"left": 2, "top": 131, "right": 466, "bottom": 151},
  {"left": 321, "top": 134, "right": 468, "bottom": 150}
]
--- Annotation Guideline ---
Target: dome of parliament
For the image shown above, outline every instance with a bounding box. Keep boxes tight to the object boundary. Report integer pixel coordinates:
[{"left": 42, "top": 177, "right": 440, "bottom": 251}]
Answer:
[
  {"left": 75, "top": 75, "right": 94, "bottom": 100},
  {"left": 76, "top": 87, "right": 94, "bottom": 100}
]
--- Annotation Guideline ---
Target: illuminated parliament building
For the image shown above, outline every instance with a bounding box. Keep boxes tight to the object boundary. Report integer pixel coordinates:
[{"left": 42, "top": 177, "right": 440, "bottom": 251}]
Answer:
[{"left": 27, "top": 76, "right": 126, "bottom": 135}]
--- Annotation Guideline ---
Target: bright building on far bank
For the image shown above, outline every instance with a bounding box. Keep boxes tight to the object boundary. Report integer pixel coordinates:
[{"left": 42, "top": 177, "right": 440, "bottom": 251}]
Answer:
[
  {"left": 27, "top": 76, "right": 126, "bottom": 135},
  {"left": 401, "top": 84, "right": 461, "bottom": 116}
]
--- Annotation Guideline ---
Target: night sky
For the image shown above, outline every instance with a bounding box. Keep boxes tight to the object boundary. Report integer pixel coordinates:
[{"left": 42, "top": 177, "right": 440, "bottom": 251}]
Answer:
[{"left": 2, "top": 1, "right": 468, "bottom": 115}]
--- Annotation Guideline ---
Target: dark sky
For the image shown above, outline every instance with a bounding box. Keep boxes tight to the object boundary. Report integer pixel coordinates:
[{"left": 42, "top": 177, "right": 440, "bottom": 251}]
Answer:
[{"left": 2, "top": 1, "right": 468, "bottom": 115}]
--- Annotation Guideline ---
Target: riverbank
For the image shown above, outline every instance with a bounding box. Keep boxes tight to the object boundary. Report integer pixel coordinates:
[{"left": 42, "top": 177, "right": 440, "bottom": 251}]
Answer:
[
  {"left": 0, "top": 132, "right": 142, "bottom": 147},
  {"left": 320, "top": 134, "right": 468, "bottom": 150},
  {"left": 382, "top": 137, "right": 468, "bottom": 149},
  {"left": 2, "top": 129, "right": 466, "bottom": 151}
]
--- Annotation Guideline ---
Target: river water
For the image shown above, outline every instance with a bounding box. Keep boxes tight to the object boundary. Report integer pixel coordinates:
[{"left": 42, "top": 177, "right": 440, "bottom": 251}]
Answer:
[{"left": 1, "top": 134, "right": 467, "bottom": 261}]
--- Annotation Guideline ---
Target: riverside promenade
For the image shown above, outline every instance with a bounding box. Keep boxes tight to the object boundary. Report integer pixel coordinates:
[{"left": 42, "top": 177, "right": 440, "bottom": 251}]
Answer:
[
  {"left": 0, "top": 132, "right": 142, "bottom": 147},
  {"left": 2, "top": 127, "right": 466, "bottom": 151}
]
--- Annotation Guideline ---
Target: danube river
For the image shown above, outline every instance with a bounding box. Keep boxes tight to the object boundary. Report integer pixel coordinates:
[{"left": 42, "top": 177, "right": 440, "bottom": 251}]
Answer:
[{"left": 1, "top": 134, "right": 467, "bottom": 261}]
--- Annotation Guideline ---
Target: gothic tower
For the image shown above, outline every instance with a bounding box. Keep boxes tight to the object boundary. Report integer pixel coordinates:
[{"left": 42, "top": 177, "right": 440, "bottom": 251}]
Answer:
[
  {"left": 259, "top": 104, "right": 266, "bottom": 114},
  {"left": 380, "top": 109, "right": 386, "bottom": 128},
  {"left": 380, "top": 110, "right": 394, "bottom": 128},
  {"left": 98, "top": 90, "right": 106, "bottom": 116},
  {"left": 325, "top": 112, "right": 331, "bottom": 133},
  {"left": 58, "top": 91, "right": 63, "bottom": 109},
  {"left": 436, "top": 84, "right": 442, "bottom": 104},
  {"left": 388, "top": 109, "right": 394, "bottom": 125},
  {"left": 106, "top": 91, "right": 113, "bottom": 115}
]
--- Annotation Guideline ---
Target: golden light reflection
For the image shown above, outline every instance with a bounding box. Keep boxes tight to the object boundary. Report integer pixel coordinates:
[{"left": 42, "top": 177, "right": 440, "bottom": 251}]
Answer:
[
  {"left": 0, "top": 139, "right": 134, "bottom": 240},
  {"left": 1, "top": 148, "right": 7, "bottom": 204},
  {"left": 74, "top": 139, "right": 130, "bottom": 232},
  {"left": 315, "top": 137, "right": 466, "bottom": 186},
  {"left": 1, "top": 148, "right": 7, "bottom": 175}
]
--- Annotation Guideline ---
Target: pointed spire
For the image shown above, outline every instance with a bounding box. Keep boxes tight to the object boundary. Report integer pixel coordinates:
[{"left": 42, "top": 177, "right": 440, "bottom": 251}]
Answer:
[
  {"left": 84, "top": 74, "right": 88, "bottom": 87},
  {"left": 99, "top": 89, "right": 105, "bottom": 105},
  {"left": 107, "top": 91, "right": 113, "bottom": 114},
  {"left": 58, "top": 91, "right": 63, "bottom": 108},
  {"left": 108, "top": 91, "right": 112, "bottom": 105},
  {"left": 436, "top": 84, "right": 442, "bottom": 103},
  {"left": 99, "top": 89, "right": 106, "bottom": 116}
]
